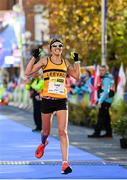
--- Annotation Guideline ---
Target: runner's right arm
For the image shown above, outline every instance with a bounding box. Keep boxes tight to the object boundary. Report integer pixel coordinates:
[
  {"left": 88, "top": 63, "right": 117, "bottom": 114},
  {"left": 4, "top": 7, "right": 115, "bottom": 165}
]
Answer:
[{"left": 25, "top": 57, "right": 47, "bottom": 77}]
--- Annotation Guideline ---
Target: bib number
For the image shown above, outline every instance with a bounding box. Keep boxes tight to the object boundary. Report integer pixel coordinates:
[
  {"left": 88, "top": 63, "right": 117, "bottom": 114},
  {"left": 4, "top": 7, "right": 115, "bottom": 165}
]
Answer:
[{"left": 48, "top": 77, "right": 65, "bottom": 95}]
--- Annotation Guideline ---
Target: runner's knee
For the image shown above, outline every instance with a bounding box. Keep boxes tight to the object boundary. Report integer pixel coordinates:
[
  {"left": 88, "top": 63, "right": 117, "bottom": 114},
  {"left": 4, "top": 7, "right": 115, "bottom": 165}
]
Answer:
[{"left": 58, "top": 129, "right": 67, "bottom": 137}]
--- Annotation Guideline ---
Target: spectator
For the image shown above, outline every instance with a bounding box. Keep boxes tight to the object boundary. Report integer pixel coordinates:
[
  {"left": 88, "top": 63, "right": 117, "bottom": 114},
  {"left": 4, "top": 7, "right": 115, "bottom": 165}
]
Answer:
[
  {"left": 26, "top": 72, "right": 44, "bottom": 131},
  {"left": 88, "top": 65, "right": 115, "bottom": 138}
]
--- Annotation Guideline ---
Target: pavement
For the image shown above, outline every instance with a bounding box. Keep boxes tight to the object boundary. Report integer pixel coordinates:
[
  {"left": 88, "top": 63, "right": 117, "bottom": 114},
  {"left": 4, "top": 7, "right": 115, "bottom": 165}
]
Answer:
[
  {"left": 1, "top": 105, "right": 127, "bottom": 162},
  {"left": 0, "top": 105, "right": 127, "bottom": 179}
]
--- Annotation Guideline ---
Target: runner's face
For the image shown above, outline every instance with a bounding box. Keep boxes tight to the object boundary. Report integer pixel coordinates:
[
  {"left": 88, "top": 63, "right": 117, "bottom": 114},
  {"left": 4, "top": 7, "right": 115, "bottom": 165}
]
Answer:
[
  {"left": 51, "top": 42, "right": 63, "bottom": 55},
  {"left": 99, "top": 67, "right": 106, "bottom": 76}
]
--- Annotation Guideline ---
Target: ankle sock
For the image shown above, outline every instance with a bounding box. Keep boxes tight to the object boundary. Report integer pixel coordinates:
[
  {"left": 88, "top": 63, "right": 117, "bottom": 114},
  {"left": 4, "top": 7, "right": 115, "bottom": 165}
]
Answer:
[{"left": 41, "top": 134, "right": 48, "bottom": 145}]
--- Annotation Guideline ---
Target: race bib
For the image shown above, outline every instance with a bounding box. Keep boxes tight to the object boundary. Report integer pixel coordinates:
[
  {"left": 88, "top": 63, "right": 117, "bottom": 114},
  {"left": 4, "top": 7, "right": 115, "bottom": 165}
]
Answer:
[{"left": 48, "top": 77, "right": 65, "bottom": 95}]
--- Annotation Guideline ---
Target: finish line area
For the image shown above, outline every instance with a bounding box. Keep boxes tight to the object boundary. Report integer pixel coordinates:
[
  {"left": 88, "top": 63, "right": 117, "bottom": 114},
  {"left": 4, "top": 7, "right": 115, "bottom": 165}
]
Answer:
[
  {"left": 1, "top": 179, "right": 126, "bottom": 180},
  {"left": 0, "top": 114, "right": 127, "bottom": 179}
]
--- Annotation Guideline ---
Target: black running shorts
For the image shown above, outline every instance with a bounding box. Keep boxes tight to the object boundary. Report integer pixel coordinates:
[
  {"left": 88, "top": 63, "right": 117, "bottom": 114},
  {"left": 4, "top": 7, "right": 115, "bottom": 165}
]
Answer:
[{"left": 41, "top": 98, "right": 68, "bottom": 114}]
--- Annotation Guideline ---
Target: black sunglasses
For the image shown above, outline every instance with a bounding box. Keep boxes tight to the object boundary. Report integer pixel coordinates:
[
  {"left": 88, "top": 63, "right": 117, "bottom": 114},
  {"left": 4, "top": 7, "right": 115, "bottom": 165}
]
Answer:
[{"left": 52, "top": 44, "right": 63, "bottom": 48}]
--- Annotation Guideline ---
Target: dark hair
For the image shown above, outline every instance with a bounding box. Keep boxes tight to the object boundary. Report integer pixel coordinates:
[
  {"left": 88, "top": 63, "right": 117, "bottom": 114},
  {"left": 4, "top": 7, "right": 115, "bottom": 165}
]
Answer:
[
  {"left": 50, "top": 38, "right": 63, "bottom": 49},
  {"left": 86, "top": 69, "right": 91, "bottom": 77},
  {"left": 100, "top": 65, "right": 109, "bottom": 71}
]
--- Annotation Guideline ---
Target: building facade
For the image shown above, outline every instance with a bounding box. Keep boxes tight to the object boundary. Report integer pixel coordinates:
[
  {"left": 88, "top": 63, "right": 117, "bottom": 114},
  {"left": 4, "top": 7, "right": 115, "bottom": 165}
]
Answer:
[
  {"left": 0, "top": 0, "right": 49, "bottom": 79},
  {"left": 0, "top": 0, "right": 49, "bottom": 42}
]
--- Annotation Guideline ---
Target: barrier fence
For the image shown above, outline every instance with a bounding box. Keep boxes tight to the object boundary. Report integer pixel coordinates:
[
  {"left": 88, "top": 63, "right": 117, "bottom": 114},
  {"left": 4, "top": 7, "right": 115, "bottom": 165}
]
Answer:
[{"left": 9, "top": 84, "right": 33, "bottom": 111}]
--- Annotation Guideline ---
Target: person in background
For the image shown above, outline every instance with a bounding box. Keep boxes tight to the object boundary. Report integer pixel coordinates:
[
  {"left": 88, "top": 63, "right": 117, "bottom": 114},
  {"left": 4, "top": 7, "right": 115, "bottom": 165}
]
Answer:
[
  {"left": 80, "top": 70, "right": 92, "bottom": 94},
  {"left": 26, "top": 72, "right": 44, "bottom": 132},
  {"left": 25, "top": 38, "right": 80, "bottom": 174},
  {"left": 88, "top": 65, "right": 115, "bottom": 138},
  {"left": 71, "top": 70, "right": 92, "bottom": 102},
  {"left": 0, "top": 80, "right": 6, "bottom": 104}
]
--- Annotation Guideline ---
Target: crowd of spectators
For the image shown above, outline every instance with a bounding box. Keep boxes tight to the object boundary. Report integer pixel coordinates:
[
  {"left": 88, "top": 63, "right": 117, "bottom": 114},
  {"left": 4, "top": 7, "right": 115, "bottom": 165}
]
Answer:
[{"left": 66, "top": 69, "right": 94, "bottom": 104}]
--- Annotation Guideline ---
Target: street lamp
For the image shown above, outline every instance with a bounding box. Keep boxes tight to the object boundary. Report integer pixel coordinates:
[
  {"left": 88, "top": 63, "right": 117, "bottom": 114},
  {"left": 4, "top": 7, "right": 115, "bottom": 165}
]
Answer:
[{"left": 101, "top": 0, "right": 107, "bottom": 65}]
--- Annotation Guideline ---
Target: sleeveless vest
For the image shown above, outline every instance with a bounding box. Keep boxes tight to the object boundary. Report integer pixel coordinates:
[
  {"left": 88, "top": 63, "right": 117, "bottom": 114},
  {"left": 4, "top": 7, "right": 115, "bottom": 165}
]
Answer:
[{"left": 40, "top": 57, "right": 68, "bottom": 99}]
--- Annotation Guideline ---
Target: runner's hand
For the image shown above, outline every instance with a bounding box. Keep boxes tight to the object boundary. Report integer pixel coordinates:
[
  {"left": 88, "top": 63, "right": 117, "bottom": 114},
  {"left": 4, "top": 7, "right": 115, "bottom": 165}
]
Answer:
[
  {"left": 74, "top": 53, "right": 78, "bottom": 62},
  {"left": 32, "top": 48, "right": 39, "bottom": 59},
  {"left": 70, "top": 52, "right": 79, "bottom": 62}
]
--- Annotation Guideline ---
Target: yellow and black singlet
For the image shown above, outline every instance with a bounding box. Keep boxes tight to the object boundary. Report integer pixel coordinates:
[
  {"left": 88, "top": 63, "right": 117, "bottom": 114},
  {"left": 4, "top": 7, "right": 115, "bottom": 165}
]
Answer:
[{"left": 40, "top": 57, "right": 68, "bottom": 99}]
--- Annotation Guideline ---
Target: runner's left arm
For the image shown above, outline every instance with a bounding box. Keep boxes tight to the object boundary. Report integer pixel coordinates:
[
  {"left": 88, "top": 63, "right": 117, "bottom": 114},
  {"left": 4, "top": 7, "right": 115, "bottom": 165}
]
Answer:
[{"left": 65, "top": 60, "right": 80, "bottom": 81}]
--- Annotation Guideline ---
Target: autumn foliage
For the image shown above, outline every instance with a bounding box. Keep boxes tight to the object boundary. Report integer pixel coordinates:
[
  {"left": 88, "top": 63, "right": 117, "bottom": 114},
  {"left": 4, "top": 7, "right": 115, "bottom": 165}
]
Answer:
[{"left": 49, "top": 0, "right": 127, "bottom": 66}]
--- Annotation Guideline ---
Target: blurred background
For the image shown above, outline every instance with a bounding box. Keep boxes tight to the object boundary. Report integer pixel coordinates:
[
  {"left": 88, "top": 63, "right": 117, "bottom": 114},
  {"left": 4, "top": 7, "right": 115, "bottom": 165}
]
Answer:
[
  {"left": 0, "top": 0, "right": 49, "bottom": 81},
  {"left": 0, "top": 0, "right": 127, "bottom": 132},
  {"left": 0, "top": 2, "right": 127, "bottom": 175},
  {"left": 0, "top": 0, "right": 127, "bottom": 80},
  {"left": 1, "top": 2, "right": 127, "bottom": 180}
]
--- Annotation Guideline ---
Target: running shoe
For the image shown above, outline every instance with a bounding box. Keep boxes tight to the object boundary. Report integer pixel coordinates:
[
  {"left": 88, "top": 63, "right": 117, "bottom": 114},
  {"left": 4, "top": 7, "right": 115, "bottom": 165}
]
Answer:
[
  {"left": 35, "top": 140, "right": 48, "bottom": 158},
  {"left": 61, "top": 162, "right": 72, "bottom": 174}
]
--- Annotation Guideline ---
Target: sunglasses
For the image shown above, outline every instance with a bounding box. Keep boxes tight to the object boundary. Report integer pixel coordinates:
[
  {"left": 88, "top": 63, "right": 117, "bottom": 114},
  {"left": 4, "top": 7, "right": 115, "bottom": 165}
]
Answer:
[{"left": 51, "top": 44, "right": 63, "bottom": 48}]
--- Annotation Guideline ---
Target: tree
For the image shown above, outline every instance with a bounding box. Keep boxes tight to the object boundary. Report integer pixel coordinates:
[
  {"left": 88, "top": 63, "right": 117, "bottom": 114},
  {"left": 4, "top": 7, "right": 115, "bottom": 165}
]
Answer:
[
  {"left": 49, "top": 0, "right": 127, "bottom": 67},
  {"left": 107, "top": 0, "right": 127, "bottom": 67},
  {"left": 49, "top": 0, "right": 101, "bottom": 64}
]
